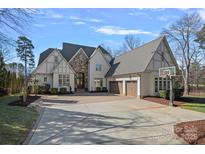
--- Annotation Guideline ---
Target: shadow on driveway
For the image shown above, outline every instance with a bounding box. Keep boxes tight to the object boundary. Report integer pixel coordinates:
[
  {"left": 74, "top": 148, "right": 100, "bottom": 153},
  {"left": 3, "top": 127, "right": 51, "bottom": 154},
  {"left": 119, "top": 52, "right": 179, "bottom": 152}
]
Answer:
[{"left": 30, "top": 107, "right": 176, "bottom": 145}]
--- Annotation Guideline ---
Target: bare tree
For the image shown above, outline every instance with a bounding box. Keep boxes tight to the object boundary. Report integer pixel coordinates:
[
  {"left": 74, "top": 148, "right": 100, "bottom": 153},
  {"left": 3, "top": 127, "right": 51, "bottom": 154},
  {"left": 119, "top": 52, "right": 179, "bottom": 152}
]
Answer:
[
  {"left": 120, "top": 35, "right": 143, "bottom": 53},
  {"left": 0, "top": 44, "right": 16, "bottom": 62},
  {"left": 162, "top": 13, "right": 202, "bottom": 96},
  {"left": 0, "top": 9, "right": 34, "bottom": 46}
]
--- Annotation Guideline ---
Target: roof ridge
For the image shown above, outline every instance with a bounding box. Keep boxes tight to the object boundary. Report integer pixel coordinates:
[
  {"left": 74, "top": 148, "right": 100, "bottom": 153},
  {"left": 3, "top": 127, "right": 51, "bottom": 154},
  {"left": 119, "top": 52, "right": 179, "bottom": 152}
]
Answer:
[
  {"left": 63, "top": 42, "right": 96, "bottom": 49},
  {"left": 115, "top": 36, "right": 164, "bottom": 58}
]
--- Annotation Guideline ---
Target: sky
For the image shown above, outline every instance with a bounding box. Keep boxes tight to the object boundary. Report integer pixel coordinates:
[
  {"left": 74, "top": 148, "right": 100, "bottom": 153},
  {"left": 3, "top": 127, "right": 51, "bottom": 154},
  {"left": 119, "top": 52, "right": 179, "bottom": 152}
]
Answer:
[{"left": 10, "top": 8, "right": 205, "bottom": 66}]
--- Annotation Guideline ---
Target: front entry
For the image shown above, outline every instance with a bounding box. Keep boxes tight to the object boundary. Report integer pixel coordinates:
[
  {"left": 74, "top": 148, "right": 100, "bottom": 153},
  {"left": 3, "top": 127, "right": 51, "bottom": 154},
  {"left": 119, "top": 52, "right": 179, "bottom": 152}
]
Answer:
[{"left": 76, "top": 73, "right": 85, "bottom": 89}]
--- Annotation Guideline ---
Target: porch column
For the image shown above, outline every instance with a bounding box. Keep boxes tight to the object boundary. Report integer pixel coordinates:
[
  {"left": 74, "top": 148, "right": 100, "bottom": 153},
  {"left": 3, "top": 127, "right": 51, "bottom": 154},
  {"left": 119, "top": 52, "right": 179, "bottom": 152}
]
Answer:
[{"left": 123, "top": 79, "right": 126, "bottom": 96}]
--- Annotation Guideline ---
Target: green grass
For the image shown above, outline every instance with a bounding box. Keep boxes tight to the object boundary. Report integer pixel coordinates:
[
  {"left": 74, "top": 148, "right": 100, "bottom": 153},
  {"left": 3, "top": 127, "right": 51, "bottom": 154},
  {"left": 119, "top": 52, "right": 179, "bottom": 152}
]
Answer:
[
  {"left": 181, "top": 95, "right": 205, "bottom": 113},
  {"left": 0, "top": 95, "right": 38, "bottom": 144}
]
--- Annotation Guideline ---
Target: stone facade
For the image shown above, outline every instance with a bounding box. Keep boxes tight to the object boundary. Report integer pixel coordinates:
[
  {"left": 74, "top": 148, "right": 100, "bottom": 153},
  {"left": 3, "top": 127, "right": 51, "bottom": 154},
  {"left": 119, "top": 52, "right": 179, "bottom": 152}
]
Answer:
[{"left": 69, "top": 49, "right": 88, "bottom": 89}]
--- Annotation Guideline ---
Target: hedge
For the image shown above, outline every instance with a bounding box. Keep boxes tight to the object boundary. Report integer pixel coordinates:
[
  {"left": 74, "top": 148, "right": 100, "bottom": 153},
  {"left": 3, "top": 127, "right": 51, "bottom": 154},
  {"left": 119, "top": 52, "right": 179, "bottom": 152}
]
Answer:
[
  {"left": 50, "top": 88, "right": 58, "bottom": 95},
  {"left": 159, "top": 89, "right": 183, "bottom": 100},
  {"left": 159, "top": 90, "right": 169, "bottom": 99},
  {"left": 60, "top": 88, "right": 67, "bottom": 94}
]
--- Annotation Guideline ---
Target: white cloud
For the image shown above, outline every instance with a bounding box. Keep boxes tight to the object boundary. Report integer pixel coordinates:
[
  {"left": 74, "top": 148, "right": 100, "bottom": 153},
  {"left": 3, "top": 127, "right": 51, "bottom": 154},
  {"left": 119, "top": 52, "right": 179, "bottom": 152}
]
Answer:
[
  {"left": 128, "top": 8, "right": 166, "bottom": 16},
  {"left": 95, "top": 26, "right": 158, "bottom": 36},
  {"left": 69, "top": 16, "right": 81, "bottom": 20},
  {"left": 88, "top": 18, "right": 102, "bottom": 23},
  {"left": 73, "top": 21, "right": 86, "bottom": 25},
  {"left": 69, "top": 15, "right": 102, "bottom": 23},
  {"left": 198, "top": 9, "right": 205, "bottom": 21},
  {"left": 41, "top": 9, "right": 64, "bottom": 19},
  {"left": 33, "top": 24, "right": 46, "bottom": 28}
]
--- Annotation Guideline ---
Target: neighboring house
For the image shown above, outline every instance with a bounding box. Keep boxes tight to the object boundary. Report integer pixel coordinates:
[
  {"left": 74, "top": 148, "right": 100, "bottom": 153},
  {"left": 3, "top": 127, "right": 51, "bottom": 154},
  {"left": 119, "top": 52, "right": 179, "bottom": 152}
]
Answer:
[{"left": 32, "top": 36, "right": 178, "bottom": 98}]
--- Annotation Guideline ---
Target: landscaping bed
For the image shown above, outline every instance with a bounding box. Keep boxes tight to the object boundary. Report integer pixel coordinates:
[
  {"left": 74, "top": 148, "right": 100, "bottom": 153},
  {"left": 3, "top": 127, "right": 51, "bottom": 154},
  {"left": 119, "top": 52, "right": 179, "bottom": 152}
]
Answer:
[
  {"left": 0, "top": 95, "right": 38, "bottom": 144},
  {"left": 143, "top": 96, "right": 185, "bottom": 106},
  {"left": 174, "top": 120, "right": 205, "bottom": 144},
  {"left": 8, "top": 95, "right": 40, "bottom": 107}
]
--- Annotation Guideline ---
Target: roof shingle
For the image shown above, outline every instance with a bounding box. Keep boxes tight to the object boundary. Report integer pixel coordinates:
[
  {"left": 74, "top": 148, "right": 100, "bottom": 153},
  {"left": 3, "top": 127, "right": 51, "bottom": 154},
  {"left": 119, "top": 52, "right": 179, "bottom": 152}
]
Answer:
[{"left": 105, "top": 36, "right": 164, "bottom": 77}]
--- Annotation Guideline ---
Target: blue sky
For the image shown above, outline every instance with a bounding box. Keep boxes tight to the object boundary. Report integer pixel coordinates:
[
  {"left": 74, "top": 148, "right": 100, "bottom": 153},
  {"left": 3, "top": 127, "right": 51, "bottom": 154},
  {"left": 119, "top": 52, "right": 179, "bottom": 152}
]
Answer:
[{"left": 14, "top": 8, "right": 205, "bottom": 66}]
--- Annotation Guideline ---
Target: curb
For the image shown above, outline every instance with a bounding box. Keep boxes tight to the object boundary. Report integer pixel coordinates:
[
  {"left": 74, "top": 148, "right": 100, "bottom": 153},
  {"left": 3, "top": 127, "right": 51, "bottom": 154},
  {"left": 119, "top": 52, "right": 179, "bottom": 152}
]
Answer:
[{"left": 22, "top": 98, "right": 45, "bottom": 145}]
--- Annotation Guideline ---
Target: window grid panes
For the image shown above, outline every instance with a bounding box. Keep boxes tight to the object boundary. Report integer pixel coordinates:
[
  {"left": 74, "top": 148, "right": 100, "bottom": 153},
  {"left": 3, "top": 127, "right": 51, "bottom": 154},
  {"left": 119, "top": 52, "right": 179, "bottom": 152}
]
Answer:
[
  {"left": 163, "top": 79, "right": 167, "bottom": 90},
  {"left": 96, "top": 64, "right": 102, "bottom": 71},
  {"left": 159, "top": 77, "right": 162, "bottom": 90},
  {"left": 154, "top": 78, "right": 158, "bottom": 92},
  {"left": 59, "top": 74, "right": 70, "bottom": 87},
  {"left": 95, "top": 78, "right": 103, "bottom": 88},
  {"left": 44, "top": 77, "right": 47, "bottom": 82}
]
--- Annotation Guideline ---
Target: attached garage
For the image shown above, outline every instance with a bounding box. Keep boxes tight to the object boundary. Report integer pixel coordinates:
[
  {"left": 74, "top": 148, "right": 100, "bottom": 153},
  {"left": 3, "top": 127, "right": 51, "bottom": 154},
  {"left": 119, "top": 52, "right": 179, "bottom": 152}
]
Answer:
[
  {"left": 109, "top": 81, "right": 123, "bottom": 95},
  {"left": 126, "top": 81, "right": 137, "bottom": 96}
]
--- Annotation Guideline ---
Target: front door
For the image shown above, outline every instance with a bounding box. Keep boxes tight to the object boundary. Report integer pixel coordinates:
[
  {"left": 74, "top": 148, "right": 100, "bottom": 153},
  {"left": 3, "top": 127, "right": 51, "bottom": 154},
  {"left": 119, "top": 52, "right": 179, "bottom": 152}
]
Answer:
[{"left": 76, "top": 73, "right": 85, "bottom": 89}]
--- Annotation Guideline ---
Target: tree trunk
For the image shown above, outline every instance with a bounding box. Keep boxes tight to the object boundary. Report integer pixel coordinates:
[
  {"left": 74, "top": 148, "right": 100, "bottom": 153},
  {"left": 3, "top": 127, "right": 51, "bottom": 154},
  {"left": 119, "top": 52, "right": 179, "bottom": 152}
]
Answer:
[
  {"left": 183, "top": 68, "right": 189, "bottom": 96},
  {"left": 23, "top": 52, "right": 27, "bottom": 104}
]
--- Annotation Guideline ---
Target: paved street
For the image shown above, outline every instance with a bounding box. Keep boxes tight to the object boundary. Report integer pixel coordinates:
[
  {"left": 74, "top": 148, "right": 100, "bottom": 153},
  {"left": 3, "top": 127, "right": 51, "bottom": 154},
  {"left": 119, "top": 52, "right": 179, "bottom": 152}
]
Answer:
[{"left": 29, "top": 93, "right": 205, "bottom": 145}]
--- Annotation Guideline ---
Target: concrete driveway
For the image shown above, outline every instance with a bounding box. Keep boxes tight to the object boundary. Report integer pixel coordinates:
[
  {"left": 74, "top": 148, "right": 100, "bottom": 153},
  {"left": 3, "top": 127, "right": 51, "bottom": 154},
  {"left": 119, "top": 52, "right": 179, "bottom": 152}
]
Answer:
[{"left": 28, "top": 93, "right": 205, "bottom": 145}]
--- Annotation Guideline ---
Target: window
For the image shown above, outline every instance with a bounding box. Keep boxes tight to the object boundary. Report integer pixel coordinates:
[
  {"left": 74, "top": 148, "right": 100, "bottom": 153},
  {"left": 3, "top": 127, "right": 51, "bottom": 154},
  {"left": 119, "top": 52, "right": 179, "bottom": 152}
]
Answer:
[
  {"left": 55, "top": 56, "right": 58, "bottom": 63},
  {"left": 59, "top": 74, "right": 70, "bottom": 87},
  {"left": 159, "top": 77, "right": 162, "bottom": 90},
  {"left": 154, "top": 78, "right": 158, "bottom": 92},
  {"left": 161, "top": 52, "right": 165, "bottom": 61},
  {"left": 94, "top": 78, "right": 103, "bottom": 88},
  {"left": 163, "top": 78, "right": 167, "bottom": 90},
  {"left": 44, "top": 77, "right": 47, "bottom": 82},
  {"left": 167, "top": 79, "right": 170, "bottom": 90},
  {"left": 96, "top": 64, "right": 102, "bottom": 71}
]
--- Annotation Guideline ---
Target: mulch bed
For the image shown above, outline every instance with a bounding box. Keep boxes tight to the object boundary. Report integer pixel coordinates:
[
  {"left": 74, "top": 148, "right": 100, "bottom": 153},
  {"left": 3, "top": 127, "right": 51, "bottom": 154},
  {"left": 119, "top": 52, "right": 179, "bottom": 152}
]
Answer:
[
  {"left": 174, "top": 120, "right": 205, "bottom": 144},
  {"left": 143, "top": 96, "right": 185, "bottom": 106},
  {"left": 8, "top": 95, "right": 41, "bottom": 107}
]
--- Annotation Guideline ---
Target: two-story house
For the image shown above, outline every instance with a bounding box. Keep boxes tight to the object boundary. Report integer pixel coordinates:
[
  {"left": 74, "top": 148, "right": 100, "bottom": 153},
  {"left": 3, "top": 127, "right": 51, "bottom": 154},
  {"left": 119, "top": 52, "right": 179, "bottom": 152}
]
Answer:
[{"left": 32, "top": 36, "right": 178, "bottom": 98}]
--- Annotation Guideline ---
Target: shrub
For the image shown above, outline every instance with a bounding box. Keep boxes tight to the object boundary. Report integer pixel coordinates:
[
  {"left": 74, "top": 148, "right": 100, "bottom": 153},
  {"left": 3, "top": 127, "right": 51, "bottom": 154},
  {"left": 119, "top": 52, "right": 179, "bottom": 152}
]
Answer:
[
  {"left": 0, "top": 88, "right": 7, "bottom": 97},
  {"left": 174, "top": 89, "right": 183, "bottom": 99},
  {"left": 102, "top": 87, "right": 108, "bottom": 92},
  {"left": 96, "top": 87, "right": 101, "bottom": 92},
  {"left": 159, "top": 90, "right": 169, "bottom": 99},
  {"left": 34, "top": 85, "right": 38, "bottom": 94},
  {"left": 44, "top": 84, "right": 50, "bottom": 94},
  {"left": 160, "top": 89, "right": 183, "bottom": 100},
  {"left": 28, "top": 86, "right": 32, "bottom": 94},
  {"left": 37, "top": 85, "right": 45, "bottom": 94},
  {"left": 69, "top": 86, "right": 73, "bottom": 94},
  {"left": 51, "top": 88, "right": 58, "bottom": 95},
  {"left": 60, "top": 88, "right": 67, "bottom": 94}
]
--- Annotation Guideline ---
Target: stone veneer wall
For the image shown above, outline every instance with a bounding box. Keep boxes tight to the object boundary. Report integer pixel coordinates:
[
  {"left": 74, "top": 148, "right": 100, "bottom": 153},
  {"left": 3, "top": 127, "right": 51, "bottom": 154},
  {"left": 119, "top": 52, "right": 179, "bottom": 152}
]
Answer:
[{"left": 69, "top": 50, "right": 88, "bottom": 89}]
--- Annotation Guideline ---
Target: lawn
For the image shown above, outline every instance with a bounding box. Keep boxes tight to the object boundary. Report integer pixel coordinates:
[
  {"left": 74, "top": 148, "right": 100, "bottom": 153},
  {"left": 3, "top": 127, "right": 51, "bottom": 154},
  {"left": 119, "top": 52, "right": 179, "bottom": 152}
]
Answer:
[
  {"left": 0, "top": 95, "right": 38, "bottom": 144},
  {"left": 180, "top": 95, "right": 205, "bottom": 113}
]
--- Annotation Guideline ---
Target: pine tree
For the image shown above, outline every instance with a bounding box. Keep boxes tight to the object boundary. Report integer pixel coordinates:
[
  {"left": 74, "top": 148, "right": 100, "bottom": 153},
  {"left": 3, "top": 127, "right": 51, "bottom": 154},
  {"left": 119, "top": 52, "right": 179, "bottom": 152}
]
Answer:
[{"left": 16, "top": 36, "right": 35, "bottom": 103}]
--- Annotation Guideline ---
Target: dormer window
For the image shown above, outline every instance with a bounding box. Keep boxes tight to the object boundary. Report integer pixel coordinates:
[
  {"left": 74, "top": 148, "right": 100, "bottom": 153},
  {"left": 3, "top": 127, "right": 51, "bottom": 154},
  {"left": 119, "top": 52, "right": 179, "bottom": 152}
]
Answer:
[
  {"left": 54, "top": 56, "right": 58, "bottom": 63},
  {"left": 96, "top": 64, "right": 102, "bottom": 71}
]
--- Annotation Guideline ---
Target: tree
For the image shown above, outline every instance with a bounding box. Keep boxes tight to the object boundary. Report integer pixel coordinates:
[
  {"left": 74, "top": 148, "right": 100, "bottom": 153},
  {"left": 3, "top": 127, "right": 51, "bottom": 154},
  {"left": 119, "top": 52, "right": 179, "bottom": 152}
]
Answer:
[
  {"left": 0, "top": 51, "right": 6, "bottom": 88},
  {"left": 16, "top": 36, "right": 35, "bottom": 103},
  {"left": 120, "top": 35, "right": 143, "bottom": 53},
  {"left": 18, "top": 63, "right": 25, "bottom": 75},
  {"left": 162, "top": 13, "right": 202, "bottom": 96},
  {"left": 195, "top": 24, "right": 205, "bottom": 50},
  {"left": 0, "top": 9, "right": 33, "bottom": 46}
]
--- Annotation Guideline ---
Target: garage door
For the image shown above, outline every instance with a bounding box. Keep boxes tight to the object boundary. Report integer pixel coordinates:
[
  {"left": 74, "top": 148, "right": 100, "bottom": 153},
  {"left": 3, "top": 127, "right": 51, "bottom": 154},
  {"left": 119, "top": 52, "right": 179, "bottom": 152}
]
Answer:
[
  {"left": 109, "top": 81, "right": 123, "bottom": 95},
  {"left": 126, "top": 81, "right": 137, "bottom": 96}
]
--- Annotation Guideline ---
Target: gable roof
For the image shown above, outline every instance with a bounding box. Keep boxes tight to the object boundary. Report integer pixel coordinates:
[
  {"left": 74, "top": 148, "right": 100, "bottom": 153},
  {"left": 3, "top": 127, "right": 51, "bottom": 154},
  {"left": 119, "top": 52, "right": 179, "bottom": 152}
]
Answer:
[
  {"left": 60, "top": 42, "right": 96, "bottom": 62},
  {"left": 105, "top": 36, "right": 165, "bottom": 77},
  {"left": 97, "top": 45, "right": 111, "bottom": 55},
  {"left": 38, "top": 48, "right": 55, "bottom": 66},
  {"left": 37, "top": 43, "right": 108, "bottom": 66}
]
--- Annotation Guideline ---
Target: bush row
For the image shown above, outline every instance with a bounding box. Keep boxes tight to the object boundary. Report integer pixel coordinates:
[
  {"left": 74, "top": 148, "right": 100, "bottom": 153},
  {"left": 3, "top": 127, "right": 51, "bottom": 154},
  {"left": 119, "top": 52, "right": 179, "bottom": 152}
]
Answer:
[
  {"left": 28, "top": 85, "right": 72, "bottom": 95},
  {"left": 159, "top": 89, "right": 183, "bottom": 100},
  {"left": 90, "top": 87, "right": 108, "bottom": 93},
  {"left": 0, "top": 88, "right": 8, "bottom": 97}
]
